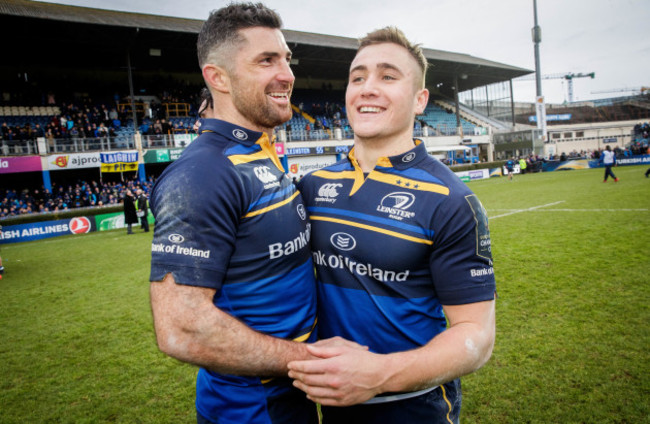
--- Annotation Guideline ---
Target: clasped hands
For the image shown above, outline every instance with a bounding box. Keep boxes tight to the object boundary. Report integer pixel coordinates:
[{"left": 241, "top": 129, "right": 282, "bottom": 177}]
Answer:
[{"left": 288, "top": 336, "right": 389, "bottom": 406}]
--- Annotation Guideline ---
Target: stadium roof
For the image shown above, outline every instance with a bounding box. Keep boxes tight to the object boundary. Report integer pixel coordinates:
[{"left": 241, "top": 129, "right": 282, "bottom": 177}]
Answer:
[{"left": 0, "top": 0, "right": 532, "bottom": 97}]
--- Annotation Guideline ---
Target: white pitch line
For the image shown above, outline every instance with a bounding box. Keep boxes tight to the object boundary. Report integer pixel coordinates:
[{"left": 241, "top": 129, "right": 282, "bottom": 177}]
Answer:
[
  {"left": 489, "top": 200, "right": 566, "bottom": 219},
  {"left": 489, "top": 207, "right": 648, "bottom": 213},
  {"left": 527, "top": 208, "right": 648, "bottom": 212}
]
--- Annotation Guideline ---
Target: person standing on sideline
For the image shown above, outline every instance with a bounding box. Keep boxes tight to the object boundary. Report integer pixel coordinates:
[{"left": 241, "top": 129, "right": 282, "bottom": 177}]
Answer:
[
  {"left": 505, "top": 157, "right": 515, "bottom": 180},
  {"left": 289, "top": 27, "right": 496, "bottom": 424},
  {"left": 122, "top": 189, "right": 138, "bottom": 234},
  {"left": 148, "top": 4, "right": 318, "bottom": 423},
  {"left": 519, "top": 157, "right": 527, "bottom": 175},
  {"left": 135, "top": 189, "right": 149, "bottom": 232},
  {"left": 600, "top": 145, "right": 618, "bottom": 182}
]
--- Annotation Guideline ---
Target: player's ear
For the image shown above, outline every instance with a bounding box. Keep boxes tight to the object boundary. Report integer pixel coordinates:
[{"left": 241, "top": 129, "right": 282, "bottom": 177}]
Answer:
[
  {"left": 414, "top": 88, "right": 429, "bottom": 115},
  {"left": 203, "top": 64, "right": 230, "bottom": 94}
]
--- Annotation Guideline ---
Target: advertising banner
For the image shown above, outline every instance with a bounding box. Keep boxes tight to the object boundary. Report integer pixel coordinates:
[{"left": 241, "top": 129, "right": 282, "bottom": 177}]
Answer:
[
  {"left": 95, "top": 211, "right": 127, "bottom": 231},
  {"left": 95, "top": 211, "right": 154, "bottom": 231},
  {"left": 275, "top": 142, "right": 285, "bottom": 156},
  {"left": 144, "top": 148, "right": 185, "bottom": 164},
  {"left": 0, "top": 156, "right": 43, "bottom": 174},
  {"left": 0, "top": 216, "right": 96, "bottom": 244},
  {"left": 173, "top": 134, "right": 197, "bottom": 148},
  {"left": 100, "top": 151, "right": 138, "bottom": 173},
  {"left": 100, "top": 163, "right": 138, "bottom": 173},
  {"left": 454, "top": 168, "right": 490, "bottom": 182},
  {"left": 48, "top": 152, "right": 101, "bottom": 170},
  {"left": 287, "top": 155, "right": 338, "bottom": 179}
]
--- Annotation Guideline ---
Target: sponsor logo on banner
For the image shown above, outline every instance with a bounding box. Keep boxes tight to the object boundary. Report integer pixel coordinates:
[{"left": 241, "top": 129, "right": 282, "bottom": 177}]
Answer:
[
  {"left": 0, "top": 156, "right": 43, "bottom": 174},
  {"left": 290, "top": 163, "right": 299, "bottom": 174},
  {"left": 49, "top": 153, "right": 100, "bottom": 169},
  {"left": 0, "top": 216, "right": 96, "bottom": 244},
  {"left": 69, "top": 217, "right": 92, "bottom": 234},
  {"left": 54, "top": 156, "right": 68, "bottom": 167},
  {"left": 275, "top": 142, "right": 285, "bottom": 155}
]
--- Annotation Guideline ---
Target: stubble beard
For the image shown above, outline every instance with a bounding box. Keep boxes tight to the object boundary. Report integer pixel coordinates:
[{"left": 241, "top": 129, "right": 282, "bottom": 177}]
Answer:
[{"left": 231, "top": 78, "right": 292, "bottom": 131}]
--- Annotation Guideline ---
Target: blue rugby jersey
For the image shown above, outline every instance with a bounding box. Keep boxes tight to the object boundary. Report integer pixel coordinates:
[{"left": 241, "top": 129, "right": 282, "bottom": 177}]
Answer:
[
  {"left": 149, "top": 119, "right": 317, "bottom": 424},
  {"left": 298, "top": 141, "right": 495, "bottom": 356}
]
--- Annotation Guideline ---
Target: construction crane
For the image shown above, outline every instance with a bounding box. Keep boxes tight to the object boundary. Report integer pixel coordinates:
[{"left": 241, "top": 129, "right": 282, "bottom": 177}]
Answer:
[{"left": 515, "top": 72, "right": 595, "bottom": 102}]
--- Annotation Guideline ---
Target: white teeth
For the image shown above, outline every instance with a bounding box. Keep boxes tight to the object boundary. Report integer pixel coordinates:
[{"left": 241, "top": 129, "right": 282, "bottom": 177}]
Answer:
[
  {"left": 359, "top": 106, "right": 381, "bottom": 113},
  {"left": 269, "top": 92, "right": 288, "bottom": 99}
]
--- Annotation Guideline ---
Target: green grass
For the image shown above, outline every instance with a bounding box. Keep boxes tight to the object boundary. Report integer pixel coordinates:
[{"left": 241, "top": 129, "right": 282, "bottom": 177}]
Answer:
[{"left": 1, "top": 165, "right": 648, "bottom": 423}]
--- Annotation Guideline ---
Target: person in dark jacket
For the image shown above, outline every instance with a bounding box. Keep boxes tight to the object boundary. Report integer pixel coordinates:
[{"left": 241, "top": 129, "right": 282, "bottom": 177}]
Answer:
[
  {"left": 123, "top": 189, "right": 138, "bottom": 234},
  {"left": 136, "top": 189, "right": 149, "bottom": 232}
]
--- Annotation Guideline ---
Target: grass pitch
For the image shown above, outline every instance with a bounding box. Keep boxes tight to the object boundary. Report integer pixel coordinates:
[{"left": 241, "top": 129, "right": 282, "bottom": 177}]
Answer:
[{"left": 1, "top": 165, "right": 648, "bottom": 423}]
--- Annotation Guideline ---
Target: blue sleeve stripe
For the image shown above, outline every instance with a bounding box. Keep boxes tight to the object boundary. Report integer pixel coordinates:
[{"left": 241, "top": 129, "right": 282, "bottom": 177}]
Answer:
[
  {"left": 310, "top": 215, "right": 433, "bottom": 245},
  {"left": 376, "top": 166, "right": 446, "bottom": 186},
  {"left": 244, "top": 191, "right": 300, "bottom": 218},
  {"left": 308, "top": 206, "right": 435, "bottom": 238},
  {"left": 247, "top": 184, "right": 295, "bottom": 212}
]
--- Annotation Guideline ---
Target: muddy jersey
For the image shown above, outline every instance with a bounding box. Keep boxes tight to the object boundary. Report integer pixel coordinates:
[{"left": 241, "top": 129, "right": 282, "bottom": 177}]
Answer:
[
  {"left": 150, "top": 119, "right": 317, "bottom": 423},
  {"left": 298, "top": 141, "right": 495, "bottom": 355}
]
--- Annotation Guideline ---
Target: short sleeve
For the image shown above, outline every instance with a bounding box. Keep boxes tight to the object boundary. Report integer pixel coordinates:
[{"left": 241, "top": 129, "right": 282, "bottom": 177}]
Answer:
[
  {"left": 149, "top": 157, "right": 245, "bottom": 290},
  {"left": 429, "top": 192, "right": 496, "bottom": 305}
]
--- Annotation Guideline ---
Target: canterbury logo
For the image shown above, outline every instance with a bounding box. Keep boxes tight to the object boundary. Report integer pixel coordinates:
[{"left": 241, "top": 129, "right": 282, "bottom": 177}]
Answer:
[
  {"left": 318, "top": 183, "right": 343, "bottom": 198},
  {"left": 254, "top": 166, "right": 277, "bottom": 184}
]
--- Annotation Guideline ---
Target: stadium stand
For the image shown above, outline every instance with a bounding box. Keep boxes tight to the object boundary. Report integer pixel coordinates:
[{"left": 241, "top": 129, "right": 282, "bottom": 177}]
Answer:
[{"left": 0, "top": 176, "right": 154, "bottom": 218}]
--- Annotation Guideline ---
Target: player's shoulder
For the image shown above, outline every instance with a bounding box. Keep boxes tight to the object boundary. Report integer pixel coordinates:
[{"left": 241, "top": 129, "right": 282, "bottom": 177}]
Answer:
[{"left": 414, "top": 155, "right": 472, "bottom": 195}]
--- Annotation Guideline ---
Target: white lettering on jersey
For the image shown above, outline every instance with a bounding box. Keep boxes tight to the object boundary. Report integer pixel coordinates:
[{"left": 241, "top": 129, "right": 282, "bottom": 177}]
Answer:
[{"left": 315, "top": 183, "right": 342, "bottom": 203}]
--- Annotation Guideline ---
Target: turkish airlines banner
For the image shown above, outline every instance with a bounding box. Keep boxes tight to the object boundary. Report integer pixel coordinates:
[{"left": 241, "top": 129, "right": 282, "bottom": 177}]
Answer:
[{"left": 0, "top": 216, "right": 96, "bottom": 244}]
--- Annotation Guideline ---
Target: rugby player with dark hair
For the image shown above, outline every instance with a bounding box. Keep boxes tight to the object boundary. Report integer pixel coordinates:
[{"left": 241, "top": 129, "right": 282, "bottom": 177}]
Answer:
[{"left": 149, "top": 3, "right": 319, "bottom": 423}]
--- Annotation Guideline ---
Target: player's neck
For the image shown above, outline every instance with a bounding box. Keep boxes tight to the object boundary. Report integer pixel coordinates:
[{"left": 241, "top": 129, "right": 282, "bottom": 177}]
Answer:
[{"left": 353, "top": 133, "right": 416, "bottom": 173}]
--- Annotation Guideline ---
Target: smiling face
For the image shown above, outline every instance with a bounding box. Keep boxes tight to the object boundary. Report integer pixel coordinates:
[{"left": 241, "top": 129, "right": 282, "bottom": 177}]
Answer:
[
  {"left": 346, "top": 42, "right": 428, "bottom": 144},
  {"left": 224, "top": 26, "right": 294, "bottom": 133}
]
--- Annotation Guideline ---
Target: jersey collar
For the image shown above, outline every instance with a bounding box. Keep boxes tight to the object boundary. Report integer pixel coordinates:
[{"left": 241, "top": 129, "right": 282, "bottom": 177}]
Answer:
[
  {"left": 198, "top": 118, "right": 265, "bottom": 146},
  {"left": 348, "top": 139, "right": 427, "bottom": 171}
]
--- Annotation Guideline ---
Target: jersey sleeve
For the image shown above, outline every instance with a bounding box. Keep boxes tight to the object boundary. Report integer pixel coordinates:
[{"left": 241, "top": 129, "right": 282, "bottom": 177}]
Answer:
[
  {"left": 429, "top": 191, "right": 496, "bottom": 305},
  {"left": 149, "top": 158, "right": 245, "bottom": 290}
]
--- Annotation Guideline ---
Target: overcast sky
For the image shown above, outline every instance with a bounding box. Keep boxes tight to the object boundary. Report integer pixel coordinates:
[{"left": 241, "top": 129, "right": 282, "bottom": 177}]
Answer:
[{"left": 39, "top": 0, "right": 650, "bottom": 104}]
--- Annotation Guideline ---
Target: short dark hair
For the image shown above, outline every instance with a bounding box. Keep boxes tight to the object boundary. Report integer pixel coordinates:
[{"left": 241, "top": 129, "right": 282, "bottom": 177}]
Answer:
[
  {"left": 197, "top": 2, "right": 283, "bottom": 69},
  {"left": 358, "top": 26, "right": 428, "bottom": 89}
]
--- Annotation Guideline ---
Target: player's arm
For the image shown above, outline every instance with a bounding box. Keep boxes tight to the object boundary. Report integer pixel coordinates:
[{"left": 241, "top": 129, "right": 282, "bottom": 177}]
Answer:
[
  {"left": 151, "top": 272, "right": 312, "bottom": 376},
  {"left": 288, "top": 299, "right": 495, "bottom": 406}
]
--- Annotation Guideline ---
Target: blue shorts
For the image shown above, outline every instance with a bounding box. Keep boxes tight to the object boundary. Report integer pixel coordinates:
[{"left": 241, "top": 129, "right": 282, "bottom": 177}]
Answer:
[{"left": 321, "top": 379, "right": 461, "bottom": 424}]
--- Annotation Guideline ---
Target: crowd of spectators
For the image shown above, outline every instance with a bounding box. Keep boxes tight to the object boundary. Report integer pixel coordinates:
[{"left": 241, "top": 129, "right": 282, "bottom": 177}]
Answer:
[{"left": 0, "top": 176, "right": 154, "bottom": 219}]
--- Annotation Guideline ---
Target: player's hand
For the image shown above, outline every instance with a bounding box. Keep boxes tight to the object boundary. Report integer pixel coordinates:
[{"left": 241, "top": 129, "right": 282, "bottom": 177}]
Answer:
[
  {"left": 288, "top": 344, "right": 387, "bottom": 406},
  {"left": 312, "top": 336, "right": 369, "bottom": 350}
]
